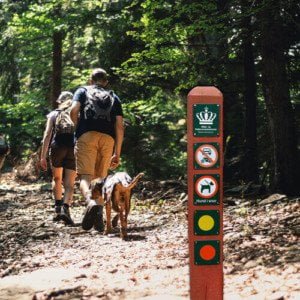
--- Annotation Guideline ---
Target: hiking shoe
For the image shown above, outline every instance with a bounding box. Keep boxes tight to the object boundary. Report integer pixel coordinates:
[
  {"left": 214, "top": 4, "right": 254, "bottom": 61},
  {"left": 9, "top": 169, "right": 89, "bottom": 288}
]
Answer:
[
  {"left": 53, "top": 205, "right": 62, "bottom": 222},
  {"left": 93, "top": 205, "right": 104, "bottom": 232},
  {"left": 60, "top": 204, "right": 74, "bottom": 226},
  {"left": 82, "top": 200, "right": 98, "bottom": 230}
]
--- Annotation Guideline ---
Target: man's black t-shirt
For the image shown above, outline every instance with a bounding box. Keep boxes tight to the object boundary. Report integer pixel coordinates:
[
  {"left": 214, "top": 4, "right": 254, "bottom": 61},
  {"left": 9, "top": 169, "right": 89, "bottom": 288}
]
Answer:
[{"left": 73, "top": 85, "right": 123, "bottom": 139}]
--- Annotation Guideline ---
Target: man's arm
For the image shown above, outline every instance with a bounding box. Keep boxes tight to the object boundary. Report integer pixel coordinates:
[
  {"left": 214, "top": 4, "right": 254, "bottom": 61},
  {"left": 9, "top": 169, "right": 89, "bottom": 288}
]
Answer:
[
  {"left": 110, "top": 115, "right": 124, "bottom": 169},
  {"left": 70, "top": 101, "right": 81, "bottom": 127}
]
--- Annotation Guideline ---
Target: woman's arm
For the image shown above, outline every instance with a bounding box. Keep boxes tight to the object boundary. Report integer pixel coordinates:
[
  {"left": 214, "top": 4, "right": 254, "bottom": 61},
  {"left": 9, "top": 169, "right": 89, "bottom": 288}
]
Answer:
[{"left": 40, "top": 117, "right": 54, "bottom": 170}]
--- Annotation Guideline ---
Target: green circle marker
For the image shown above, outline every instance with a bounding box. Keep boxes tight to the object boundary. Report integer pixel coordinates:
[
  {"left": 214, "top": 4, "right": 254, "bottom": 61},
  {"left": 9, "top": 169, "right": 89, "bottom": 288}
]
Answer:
[{"left": 198, "top": 215, "right": 215, "bottom": 231}]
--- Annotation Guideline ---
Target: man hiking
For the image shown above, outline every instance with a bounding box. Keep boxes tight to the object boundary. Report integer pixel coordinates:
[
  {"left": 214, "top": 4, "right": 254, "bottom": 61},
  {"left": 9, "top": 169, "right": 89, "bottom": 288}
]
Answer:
[{"left": 70, "top": 68, "right": 124, "bottom": 232}]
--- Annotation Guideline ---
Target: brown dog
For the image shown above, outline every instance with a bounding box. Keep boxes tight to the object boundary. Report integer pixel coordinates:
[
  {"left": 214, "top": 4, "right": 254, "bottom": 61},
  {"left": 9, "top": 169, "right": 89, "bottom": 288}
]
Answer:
[{"left": 91, "top": 172, "right": 144, "bottom": 239}]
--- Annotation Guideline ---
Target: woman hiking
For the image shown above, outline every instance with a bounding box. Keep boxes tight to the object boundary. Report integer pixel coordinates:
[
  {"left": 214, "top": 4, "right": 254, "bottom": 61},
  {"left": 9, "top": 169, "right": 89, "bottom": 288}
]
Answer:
[{"left": 40, "top": 91, "right": 76, "bottom": 225}]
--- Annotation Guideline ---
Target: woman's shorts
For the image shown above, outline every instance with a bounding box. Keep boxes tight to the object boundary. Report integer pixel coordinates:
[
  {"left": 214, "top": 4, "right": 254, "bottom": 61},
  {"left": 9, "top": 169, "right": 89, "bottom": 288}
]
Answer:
[{"left": 50, "top": 144, "right": 76, "bottom": 171}]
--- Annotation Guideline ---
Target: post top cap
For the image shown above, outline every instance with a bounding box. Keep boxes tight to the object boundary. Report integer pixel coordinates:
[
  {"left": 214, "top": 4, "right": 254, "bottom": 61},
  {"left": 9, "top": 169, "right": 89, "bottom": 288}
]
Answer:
[{"left": 188, "top": 86, "right": 222, "bottom": 97}]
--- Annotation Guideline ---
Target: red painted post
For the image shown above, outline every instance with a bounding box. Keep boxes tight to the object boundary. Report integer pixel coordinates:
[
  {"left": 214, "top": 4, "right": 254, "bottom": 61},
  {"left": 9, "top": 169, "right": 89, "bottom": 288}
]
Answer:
[{"left": 187, "top": 87, "right": 223, "bottom": 300}]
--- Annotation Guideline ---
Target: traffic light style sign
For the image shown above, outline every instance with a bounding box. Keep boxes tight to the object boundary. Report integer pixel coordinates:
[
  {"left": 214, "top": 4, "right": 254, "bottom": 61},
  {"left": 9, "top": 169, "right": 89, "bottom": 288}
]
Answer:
[{"left": 187, "top": 87, "right": 223, "bottom": 300}]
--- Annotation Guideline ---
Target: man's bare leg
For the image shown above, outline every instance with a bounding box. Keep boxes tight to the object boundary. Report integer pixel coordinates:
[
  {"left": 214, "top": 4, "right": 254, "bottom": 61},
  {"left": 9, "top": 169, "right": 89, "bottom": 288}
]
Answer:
[
  {"left": 80, "top": 174, "right": 103, "bottom": 231},
  {"left": 80, "top": 174, "right": 103, "bottom": 205}
]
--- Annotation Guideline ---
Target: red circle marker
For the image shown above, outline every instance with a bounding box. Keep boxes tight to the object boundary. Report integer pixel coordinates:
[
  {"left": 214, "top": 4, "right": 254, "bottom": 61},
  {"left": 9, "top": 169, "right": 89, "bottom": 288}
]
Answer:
[{"left": 199, "top": 245, "right": 216, "bottom": 261}]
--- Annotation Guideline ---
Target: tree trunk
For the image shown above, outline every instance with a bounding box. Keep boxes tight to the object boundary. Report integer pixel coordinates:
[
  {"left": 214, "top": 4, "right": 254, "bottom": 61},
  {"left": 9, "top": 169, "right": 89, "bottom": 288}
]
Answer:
[
  {"left": 51, "top": 31, "right": 62, "bottom": 109},
  {"left": 241, "top": 0, "right": 258, "bottom": 183},
  {"left": 260, "top": 4, "right": 299, "bottom": 195},
  {"left": 0, "top": 39, "right": 20, "bottom": 103},
  {"left": 216, "top": 0, "right": 241, "bottom": 167}
]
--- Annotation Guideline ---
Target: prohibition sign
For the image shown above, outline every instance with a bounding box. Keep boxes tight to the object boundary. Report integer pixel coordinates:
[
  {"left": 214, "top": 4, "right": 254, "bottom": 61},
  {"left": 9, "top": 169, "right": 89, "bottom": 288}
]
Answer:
[
  {"left": 195, "top": 175, "right": 219, "bottom": 199},
  {"left": 195, "top": 144, "right": 218, "bottom": 168}
]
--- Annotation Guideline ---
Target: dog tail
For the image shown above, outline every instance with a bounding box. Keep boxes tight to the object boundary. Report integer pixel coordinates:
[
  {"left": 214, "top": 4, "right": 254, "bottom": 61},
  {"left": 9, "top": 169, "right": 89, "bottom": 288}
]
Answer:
[{"left": 128, "top": 172, "right": 144, "bottom": 190}]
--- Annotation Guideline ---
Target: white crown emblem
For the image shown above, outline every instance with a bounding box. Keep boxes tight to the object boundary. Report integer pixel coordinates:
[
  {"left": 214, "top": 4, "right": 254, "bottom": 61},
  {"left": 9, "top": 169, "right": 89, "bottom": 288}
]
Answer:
[{"left": 196, "top": 106, "right": 216, "bottom": 125}]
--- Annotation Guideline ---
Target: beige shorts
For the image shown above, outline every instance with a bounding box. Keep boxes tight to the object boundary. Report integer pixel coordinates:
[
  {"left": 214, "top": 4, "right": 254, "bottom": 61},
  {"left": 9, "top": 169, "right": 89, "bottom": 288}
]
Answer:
[{"left": 75, "top": 131, "right": 114, "bottom": 178}]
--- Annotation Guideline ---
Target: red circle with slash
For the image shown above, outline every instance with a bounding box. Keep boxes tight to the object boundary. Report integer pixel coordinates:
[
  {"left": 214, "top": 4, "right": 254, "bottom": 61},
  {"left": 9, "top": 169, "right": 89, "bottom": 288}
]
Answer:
[{"left": 195, "top": 144, "right": 218, "bottom": 168}]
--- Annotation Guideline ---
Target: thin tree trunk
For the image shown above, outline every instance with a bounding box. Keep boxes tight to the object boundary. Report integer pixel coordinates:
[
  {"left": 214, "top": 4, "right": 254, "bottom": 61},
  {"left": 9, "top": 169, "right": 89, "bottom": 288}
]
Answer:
[
  {"left": 0, "top": 39, "right": 21, "bottom": 157},
  {"left": 51, "top": 31, "right": 62, "bottom": 109},
  {"left": 241, "top": 0, "right": 258, "bottom": 183},
  {"left": 0, "top": 39, "right": 20, "bottom": 102},
  {"left": 260, "top": 3, "right": 299, "bottom": 195},
  {"left": 216, "top": 0, "right": 240, "bottom": 164}
]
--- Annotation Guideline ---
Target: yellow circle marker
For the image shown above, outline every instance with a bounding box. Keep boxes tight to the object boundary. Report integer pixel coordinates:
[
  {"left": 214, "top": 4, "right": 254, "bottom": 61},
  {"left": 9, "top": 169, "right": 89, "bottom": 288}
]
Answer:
[{"left": 198, "top": 215, "right": 215, "bottom": 231}]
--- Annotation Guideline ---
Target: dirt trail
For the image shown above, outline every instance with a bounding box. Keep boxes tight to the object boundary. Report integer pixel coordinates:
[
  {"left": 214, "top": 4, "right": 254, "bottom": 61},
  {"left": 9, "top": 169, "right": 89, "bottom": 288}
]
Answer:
[{"left": 0, "top": 174, "right": 299, "bottom": 300}]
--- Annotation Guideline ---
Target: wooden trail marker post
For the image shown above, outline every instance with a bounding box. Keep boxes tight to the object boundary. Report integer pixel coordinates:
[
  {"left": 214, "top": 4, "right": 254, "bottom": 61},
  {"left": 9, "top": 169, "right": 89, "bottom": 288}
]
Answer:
[{"left": 187, "top": 87, "right": 223, "bottom": 300}]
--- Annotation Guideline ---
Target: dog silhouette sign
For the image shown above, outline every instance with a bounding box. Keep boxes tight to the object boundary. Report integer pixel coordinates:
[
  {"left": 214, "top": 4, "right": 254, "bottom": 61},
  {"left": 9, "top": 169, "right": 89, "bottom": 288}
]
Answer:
[{"left": 194, "top": 174, "right": 219, "bottom": 204}]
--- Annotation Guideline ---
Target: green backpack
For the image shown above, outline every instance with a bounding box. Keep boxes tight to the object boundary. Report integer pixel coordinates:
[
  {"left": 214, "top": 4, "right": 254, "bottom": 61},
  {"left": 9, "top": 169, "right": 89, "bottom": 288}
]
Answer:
[{"left": 54, "top": 107, "right": 75, "bottom": 135}]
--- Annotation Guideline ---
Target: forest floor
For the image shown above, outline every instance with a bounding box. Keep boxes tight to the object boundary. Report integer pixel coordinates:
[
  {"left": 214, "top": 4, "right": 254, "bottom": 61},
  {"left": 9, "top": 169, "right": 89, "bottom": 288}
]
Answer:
[{"left": 0, "top": 171, "right": 299, "bottom": 300}]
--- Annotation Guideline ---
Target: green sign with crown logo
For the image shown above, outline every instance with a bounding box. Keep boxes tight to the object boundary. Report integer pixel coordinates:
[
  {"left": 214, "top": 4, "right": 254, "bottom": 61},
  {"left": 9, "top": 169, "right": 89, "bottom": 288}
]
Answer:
[{"left": 193, "top": 104, "right": 219, "bottom": 136}]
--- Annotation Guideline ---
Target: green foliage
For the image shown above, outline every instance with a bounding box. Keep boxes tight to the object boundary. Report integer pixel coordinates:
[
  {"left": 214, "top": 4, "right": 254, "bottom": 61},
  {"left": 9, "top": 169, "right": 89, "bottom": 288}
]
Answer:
[
  {"left": 0, "top": 92, "right": 46, "bottom": 158},
  {"left": 0, "top": 0, "right": 298, "bottom": 184},
  {"left": 121, "top": 89, "right": 186, "bottom": 178},
  {"left": 119, "top": 0, "right": 231, "bottom": 91}
]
